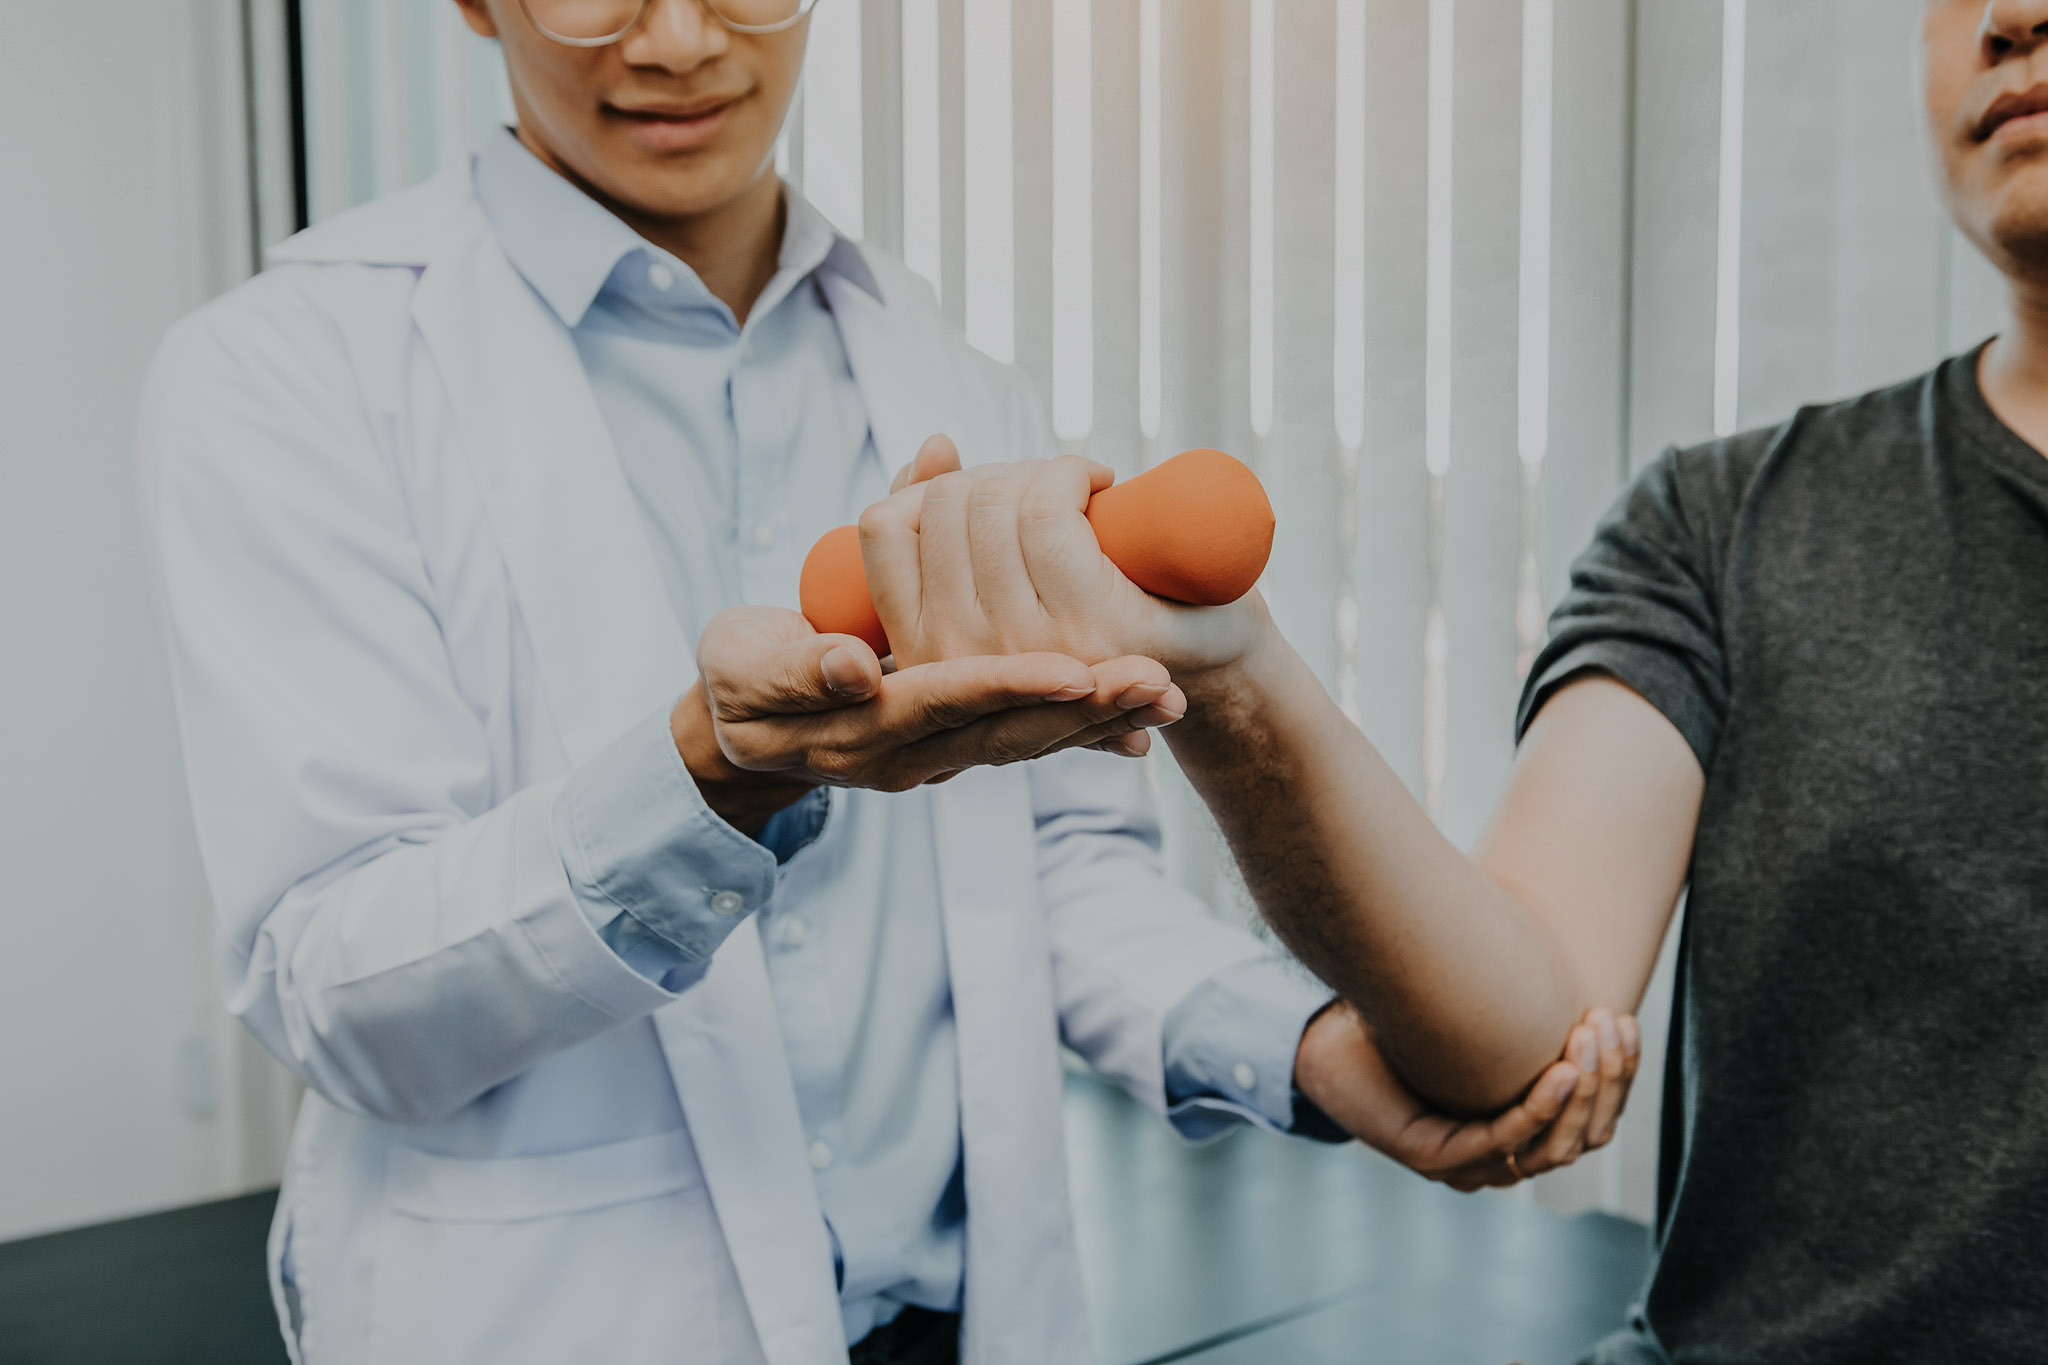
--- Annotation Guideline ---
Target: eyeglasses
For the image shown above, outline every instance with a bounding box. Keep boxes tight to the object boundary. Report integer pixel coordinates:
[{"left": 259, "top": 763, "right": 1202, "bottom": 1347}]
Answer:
[{"left": 517, "top": 0, "right": 819, "bottom": 45}]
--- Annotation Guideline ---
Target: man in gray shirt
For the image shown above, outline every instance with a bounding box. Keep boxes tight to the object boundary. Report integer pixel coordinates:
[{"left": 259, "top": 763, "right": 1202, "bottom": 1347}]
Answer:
[{"left": 851, "top": 1, "right": 2048, "bottom": 1357}]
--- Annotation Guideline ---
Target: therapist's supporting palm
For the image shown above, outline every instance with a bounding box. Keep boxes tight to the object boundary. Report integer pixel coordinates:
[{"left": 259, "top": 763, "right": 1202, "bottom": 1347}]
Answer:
[
  {"left": 859, "top": 437, "right": 1266, "bottom": 678},
  {"left": 673, "top": 604, "right": 1189, "bottom": 833}
]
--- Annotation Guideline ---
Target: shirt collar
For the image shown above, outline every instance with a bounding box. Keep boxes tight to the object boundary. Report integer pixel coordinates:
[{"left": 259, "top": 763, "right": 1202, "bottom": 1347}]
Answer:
[{"left": 473, "top": 127, "right": 879, "bottom": 330}]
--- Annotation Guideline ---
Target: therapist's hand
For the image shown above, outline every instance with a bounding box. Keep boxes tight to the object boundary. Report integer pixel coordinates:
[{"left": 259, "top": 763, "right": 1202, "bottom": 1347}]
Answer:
[
  {"left": 1293, "top": 1001, "right": 1641, "bottom": 1192},
  {"left": 673, "top": 605, "right": 1187, "bottom": 835},
  {"left": 859, "top": 439, "right": 1267, "bottom": 678}
]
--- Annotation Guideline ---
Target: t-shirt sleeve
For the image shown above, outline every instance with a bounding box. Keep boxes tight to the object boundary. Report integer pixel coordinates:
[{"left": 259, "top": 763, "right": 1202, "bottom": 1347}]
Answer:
[{"left": 1516, "top": 445, "right": 1728, "bottom": 771}]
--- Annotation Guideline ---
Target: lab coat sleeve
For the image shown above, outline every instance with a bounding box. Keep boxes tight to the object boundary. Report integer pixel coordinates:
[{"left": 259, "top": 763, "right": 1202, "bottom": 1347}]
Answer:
[
  {"left": 1027, "top": 748, "right": 1331, "bottom": 1133},
  {"left": 1161, "top": 957, "right": 1345, "bottom": 1142},
  {"left": 555, "top": 711, "right": 830, "bottom": 979},
  {"left": 138, "top": 282, "right": 696, "bottom": 1125}
]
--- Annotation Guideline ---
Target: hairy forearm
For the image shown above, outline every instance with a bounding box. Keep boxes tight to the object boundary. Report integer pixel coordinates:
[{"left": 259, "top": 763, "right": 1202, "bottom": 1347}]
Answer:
[{"left": 1168, "top": 621, "right": 1587, "bottom": 1114}]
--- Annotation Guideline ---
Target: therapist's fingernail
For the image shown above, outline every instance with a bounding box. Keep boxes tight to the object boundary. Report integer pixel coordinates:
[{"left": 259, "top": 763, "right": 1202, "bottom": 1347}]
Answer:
[
  {"left": 1550, "top": 1074, "right": 1578, "bottom": 1107},
  {"left": 1621, "top": 1016, "right": 1640, "bottom": 1057},
  {"left": 1596, "top": 1012, "right": 1620, "bottom": 1056},
  {"left": 1574, "top": 1030, "right": 1599, "bottom": 1074},
  {"left": 1115, "top": 681, "right": 1169, "bottom": 710},
  {"left": 821, "top": 646, "right": 873, "bottom": 697},
  {"left": 1129, "top": 701, "right": 1185, "bottom": 727},
  {"left": 1042, "top": 682, "right": 1095, "bottom": 702}
]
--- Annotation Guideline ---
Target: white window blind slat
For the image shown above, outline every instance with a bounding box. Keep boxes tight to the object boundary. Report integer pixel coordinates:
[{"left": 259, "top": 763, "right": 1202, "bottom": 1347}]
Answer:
[
  {"left": 1438, "top": 0, "right": 1522, "bottom": 855},
  {"left": 802, "top": 0, "right": 865, "bottom": 241},
  {"left": 963, "top": 0, "right": 1013, "bottom": 364},
  {"left": 900, "top": 0, "right": 942, "bottom": 296},
  {"left": 1259, "top": 1, "right": 1342, "bottom": 692},
  {"left": 1052, "top": 0, "right": 1093, "bottom": 442},
  {"left": 1712, "top": 0, "right": 1747, "bottom": 438}
]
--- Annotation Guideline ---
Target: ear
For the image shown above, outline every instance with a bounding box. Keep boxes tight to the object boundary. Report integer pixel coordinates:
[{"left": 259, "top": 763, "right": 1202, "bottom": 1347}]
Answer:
[{"left": 450, "top": 0, "right": 500, "bottom": 39}]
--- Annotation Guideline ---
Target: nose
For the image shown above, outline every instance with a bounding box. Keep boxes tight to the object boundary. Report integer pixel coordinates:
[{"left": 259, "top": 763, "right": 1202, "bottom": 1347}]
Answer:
[
  {"left": 1981, "top": 0, "right": 2048, "bottom": 63},
  {"left": 618, "top": 0, "right": 732, "bottom": 70}
]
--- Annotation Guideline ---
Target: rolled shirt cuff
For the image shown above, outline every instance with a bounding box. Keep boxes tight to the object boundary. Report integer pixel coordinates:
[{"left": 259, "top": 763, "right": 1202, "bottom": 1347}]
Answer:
[
  {"left": 552, "top": 704, "right": 829, "bottom": 981},
  {"left": 1162, "top": 955, "right": 1345, "bottom": 1143}
]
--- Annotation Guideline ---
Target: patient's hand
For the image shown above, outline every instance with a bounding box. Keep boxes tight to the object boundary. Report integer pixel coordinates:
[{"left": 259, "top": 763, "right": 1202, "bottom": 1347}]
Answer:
[
  {"left": 858, "top": 438, "right": 1267, "bottom": 678},
  {"left": 1292, "top": 1001, "right": 1640, "bottom": 1192}
]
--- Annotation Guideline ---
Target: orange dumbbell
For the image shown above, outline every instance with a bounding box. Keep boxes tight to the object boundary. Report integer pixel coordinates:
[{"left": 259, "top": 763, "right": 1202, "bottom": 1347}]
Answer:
[{"left": 798, "top": 447, "right": 1274, "bottom": 657}]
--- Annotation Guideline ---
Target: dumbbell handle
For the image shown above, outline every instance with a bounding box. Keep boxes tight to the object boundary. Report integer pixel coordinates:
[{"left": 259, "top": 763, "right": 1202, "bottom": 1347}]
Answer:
[{"left": 798, "top": 447, "right": 1273, "bottom": 657}]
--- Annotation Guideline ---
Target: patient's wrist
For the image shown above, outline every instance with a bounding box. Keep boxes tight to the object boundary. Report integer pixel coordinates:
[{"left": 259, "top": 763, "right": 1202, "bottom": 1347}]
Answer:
[{"left": 1175, "top": 609, "right": 1291, "bottom": 720}]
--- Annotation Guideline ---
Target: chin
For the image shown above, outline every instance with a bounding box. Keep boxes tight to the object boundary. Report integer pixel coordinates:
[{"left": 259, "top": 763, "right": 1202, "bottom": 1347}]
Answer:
[
  {"left": 610, "top": 146, "right": 770, "bottom": 221},
  {"left": 1984, "top": 176, "right": 2048, "bottom": 276}
]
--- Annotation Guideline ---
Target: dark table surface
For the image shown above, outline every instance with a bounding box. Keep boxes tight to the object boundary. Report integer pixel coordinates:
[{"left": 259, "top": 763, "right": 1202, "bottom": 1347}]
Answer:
[{"left": 0, "top": 1073, "right": 1651, "bottom": 1365}]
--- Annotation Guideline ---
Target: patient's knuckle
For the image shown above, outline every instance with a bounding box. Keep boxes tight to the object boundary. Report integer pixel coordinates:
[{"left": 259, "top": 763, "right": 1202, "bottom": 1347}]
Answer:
[{"left": 856, "top": 501, "right": 892, "bottom": 539}]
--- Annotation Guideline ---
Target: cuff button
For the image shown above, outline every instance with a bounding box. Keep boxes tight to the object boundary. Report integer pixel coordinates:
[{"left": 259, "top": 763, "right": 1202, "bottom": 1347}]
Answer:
[
  {"left": 1232, "top": 1062, "right": 1258, "bottom": 1093},
  {"left": 710, "top": 890, "right": 746, "bottom": 916}
]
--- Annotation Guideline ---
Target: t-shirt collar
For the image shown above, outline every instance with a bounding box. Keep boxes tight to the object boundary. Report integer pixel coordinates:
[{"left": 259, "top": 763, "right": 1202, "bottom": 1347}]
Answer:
[{"left": 473, "top": 126, "right": 879, "bottom": 330}]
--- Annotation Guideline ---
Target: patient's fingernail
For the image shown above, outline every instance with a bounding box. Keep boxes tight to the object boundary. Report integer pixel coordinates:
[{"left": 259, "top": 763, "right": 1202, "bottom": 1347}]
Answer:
[
  {"left": 1116, "top": 681, "right": 1169, "bottom": 710},
  {"left": 822, "top": 646, "right": 873, "bottom": 697},
  {"left": 1042, "top": 682, "right": 1095, "bottom": 702},
  {"left": 1596, "top": 1012, "right": 1620, "bottom": 1055}
]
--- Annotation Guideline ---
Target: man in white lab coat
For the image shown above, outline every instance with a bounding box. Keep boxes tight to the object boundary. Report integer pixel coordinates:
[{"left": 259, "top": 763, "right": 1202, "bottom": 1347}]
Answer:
[{"left": 136, "top": 2, "right": 1636, "bottom": 1363}]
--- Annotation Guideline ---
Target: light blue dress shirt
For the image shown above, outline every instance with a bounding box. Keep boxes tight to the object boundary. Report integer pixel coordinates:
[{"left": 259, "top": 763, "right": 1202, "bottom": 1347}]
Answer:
[{"left": 473, "top": 129, "right": 1337, "bottom": 1347}]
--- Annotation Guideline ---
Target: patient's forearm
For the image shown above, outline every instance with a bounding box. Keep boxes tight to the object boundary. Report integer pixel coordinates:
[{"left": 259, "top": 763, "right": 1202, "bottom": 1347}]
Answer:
[{"left": 1168, "top": 624, "right": 1588, "bottom": 1115}]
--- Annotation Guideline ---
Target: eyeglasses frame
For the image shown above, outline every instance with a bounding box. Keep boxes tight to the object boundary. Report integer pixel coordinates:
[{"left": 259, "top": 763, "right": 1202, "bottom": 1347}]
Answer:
[{"left": 515, "top": 0, "right": 820, "bottom": 46}]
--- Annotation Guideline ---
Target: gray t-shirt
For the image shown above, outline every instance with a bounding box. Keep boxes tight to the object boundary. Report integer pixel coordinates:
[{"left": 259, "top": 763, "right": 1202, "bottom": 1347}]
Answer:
[{"left": 1520, "top": 349, "right": 2048, "bottom": 1362}]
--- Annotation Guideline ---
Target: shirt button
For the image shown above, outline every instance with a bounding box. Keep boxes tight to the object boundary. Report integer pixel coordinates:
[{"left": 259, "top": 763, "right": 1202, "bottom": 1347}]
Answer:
[
  {"left": 647, "top": 262, "right": 676, "bottom": 291},
  {"left": 808, "top": 1139, "right": 834, "bottom": 1170},
  {"left": 778, "top": 918, "right": 809, "bottom": 950},
  {"left": 709, "top": 890, "right": 746, "bottom": 916},
  {"left": 749, "top": 520, "right": 776, "bottom": 550},
  {"left": 1232, "top": 1063, "right": 1258, "bottom": 1093}
]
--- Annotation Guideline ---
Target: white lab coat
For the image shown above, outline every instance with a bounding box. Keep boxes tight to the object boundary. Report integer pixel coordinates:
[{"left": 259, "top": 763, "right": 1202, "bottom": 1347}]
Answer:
[{"left": 137, "top": 162, "right": 1270, "bottom": 1365}]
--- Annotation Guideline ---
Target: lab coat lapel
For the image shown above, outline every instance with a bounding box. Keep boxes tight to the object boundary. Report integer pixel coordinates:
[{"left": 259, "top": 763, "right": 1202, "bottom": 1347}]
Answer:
[
  {"left": 927, "top": 770, "right": 1095, "bottom": 1365},
  {"left": 821, "top": 271, "right": 949, "bottom": 475},
  {"left": 411, "top": 236, "right": 686, "bottom": 766},
  {"left": 828, "top": 270, "right": 1095, "bottom": 1365},
  {"left": 649, "top": 926, "right": 850, "bottom": 1365},
  {"left": 415, "top": 236, "right": 848, "bottom": 1365}
]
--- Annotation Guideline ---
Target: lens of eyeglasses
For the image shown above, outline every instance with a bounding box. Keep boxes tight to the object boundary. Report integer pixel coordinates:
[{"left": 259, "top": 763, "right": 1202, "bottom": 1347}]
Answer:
[
  {"left": 524, "top": 0, "right": 646, "bottom": 42},
  {"left": 703, "top": 0, "right": 812, "bottom": 31}
]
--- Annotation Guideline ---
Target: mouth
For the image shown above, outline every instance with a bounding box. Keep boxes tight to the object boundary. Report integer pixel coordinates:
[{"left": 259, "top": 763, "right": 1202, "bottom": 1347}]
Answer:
[
  {"left": 1976, "top": 84, "right": 2048, "bottom": 142},
  {"left": 604, "top": 92, "right": 748, "bottom": 151}
]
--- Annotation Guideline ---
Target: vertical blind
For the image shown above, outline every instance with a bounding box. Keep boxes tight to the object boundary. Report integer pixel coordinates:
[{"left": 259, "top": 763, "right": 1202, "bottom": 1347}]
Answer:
[{"left": 292, "top": 0, "right": 2007, "bottom": 1222}]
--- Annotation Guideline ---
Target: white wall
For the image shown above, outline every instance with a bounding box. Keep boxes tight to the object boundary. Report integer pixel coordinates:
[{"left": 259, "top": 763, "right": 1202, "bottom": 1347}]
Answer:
[{"left": 0, "top": 2, "right": 295, "bottom": 1241}]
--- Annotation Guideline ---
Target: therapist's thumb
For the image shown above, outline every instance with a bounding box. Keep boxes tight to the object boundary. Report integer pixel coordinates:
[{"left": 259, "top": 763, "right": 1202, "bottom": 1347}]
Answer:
[
  {"left": 768, "top": 634, "right": 884, "bottom": 713},
  {"left": 699, "top": 606, "right": 883, "bottom": 716}
]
